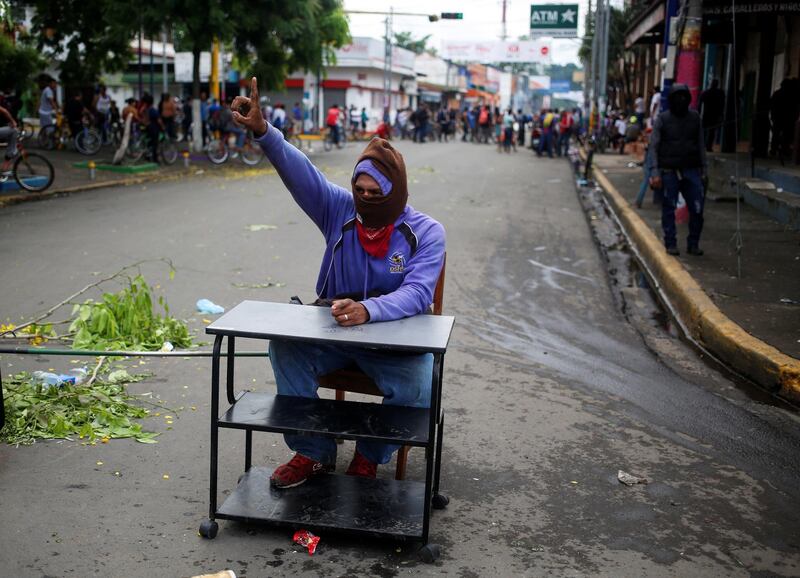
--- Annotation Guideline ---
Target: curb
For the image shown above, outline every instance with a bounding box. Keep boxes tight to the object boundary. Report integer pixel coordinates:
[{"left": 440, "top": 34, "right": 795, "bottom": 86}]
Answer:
[
  {"left": 586, "top": 154, "right": 800, "bottom": 402},
  {"left": 0, "top": 164, "right": 276, "bottom": 209}
]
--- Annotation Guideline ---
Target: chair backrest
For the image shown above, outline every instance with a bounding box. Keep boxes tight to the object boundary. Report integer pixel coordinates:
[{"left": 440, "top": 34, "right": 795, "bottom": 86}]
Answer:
[{"left": 432, "top": 253, "right": 446, "bottom": 316}]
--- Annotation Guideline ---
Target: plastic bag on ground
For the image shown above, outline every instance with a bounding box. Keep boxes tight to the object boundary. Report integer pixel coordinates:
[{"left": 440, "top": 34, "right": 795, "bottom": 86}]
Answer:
[{"left": 196, "top": 299, "right": 225, "bottom": 315}]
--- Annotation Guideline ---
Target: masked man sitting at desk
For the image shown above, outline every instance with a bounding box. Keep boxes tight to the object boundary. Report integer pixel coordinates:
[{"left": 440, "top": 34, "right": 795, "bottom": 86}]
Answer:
[{"left": 231, "top": 78, "right": 446, "bottom": 488}]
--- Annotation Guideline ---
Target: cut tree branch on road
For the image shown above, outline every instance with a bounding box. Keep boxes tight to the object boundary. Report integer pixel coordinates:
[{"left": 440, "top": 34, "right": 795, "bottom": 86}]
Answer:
[{"left": 0, "top": 259, "right": 175, "bottom": 339}]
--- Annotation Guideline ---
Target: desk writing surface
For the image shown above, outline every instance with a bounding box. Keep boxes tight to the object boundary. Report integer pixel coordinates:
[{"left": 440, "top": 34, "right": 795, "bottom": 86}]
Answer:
[{"left": 206, "top": 301, "right": 454, "bottom": 353}]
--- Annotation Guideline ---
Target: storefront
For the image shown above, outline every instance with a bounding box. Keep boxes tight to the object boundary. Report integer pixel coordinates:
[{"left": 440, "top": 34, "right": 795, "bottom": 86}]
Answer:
[{"left": 702, "top": 1, "right": 800, "bottom": 153}]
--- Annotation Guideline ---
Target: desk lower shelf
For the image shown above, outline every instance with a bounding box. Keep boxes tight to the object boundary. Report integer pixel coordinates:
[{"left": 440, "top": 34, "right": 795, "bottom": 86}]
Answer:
[
  {"left": 218, "top": 392, "right": 430, "bottom": 446},
  {"left": 216, "top": 466, "right": 426, "bottom": 540}
]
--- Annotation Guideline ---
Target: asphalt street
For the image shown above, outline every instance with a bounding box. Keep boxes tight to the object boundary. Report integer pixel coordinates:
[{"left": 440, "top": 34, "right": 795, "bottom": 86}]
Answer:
[{"left": 1, "top": 139, "right": 799, "bottom": 577}]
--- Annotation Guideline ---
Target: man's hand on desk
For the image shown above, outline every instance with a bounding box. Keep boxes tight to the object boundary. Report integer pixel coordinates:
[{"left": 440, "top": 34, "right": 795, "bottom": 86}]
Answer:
[{"left": 331, "top": 299, "right": 370, "bottom": 326}]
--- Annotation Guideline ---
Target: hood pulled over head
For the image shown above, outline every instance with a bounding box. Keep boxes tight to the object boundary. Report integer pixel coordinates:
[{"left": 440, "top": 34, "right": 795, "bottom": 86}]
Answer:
[
  {"left": 668, "top": 83, "right": 691, "bottom": 116},
  {"left": 351, "top": 138, "right": 408, "bottom": 228}
]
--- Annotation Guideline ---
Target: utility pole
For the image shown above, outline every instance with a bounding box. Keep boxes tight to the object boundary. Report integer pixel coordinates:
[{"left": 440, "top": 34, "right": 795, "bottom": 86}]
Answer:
[
  {"left": 210, "top": 39, "right": 220, "bottom": 101},
  {"left": 137, "top": 28, "right": 143, "bottom": 98},
  {"left": 674, "top": 0, "right": 703, "bottom": 108},
  {"left": 592, "top": 0, "right": 603, "bottom": 113},
  {"left": 583, "top": 0, "right": 592, "bottom": 114},
  {"left": 162, "top": 29, "right": 168, "bottom": 95},
  {"left": 661, "top": 0, "right": 681, "bottom": 112},
  {"left": 149, "top": 37, "right": 154, "bottom": 96},
  {"left": 501, "top": 0, "right": 508, "bottom": 41},
  {"left": 383, "top": 7, "right": 394, "bottom": 122},
  {"left": 598, "top": 1, "right": 610, "bottom": 112}
]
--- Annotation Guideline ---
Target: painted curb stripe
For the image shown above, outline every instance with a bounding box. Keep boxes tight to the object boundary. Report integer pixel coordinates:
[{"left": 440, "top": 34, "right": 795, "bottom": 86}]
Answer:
[{"left": 587, "top": 156, "right": 800, "bottom": 402}]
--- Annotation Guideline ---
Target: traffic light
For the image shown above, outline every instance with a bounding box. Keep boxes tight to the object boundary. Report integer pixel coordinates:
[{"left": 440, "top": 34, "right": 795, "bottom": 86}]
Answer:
[{"left": 440, "top": 12, "right": 463, "bottom": 19}]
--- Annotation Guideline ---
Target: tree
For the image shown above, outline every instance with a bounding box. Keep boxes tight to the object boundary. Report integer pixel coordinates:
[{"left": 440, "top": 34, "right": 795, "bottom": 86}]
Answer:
[
  {"left": 231, "top": 0, "right": 350, "bottom": 90},
  {"left": 30, "top": 0, "right": 141, "bottom": 90},
  {"left": 150, "top": 1, "right": 234, "bottom": 103},
  {"left": 393, "top": 31, "right": 432, "bottom": 55},
  {"left": 0, "top": 34, "right": 45, "bottom": 93},
  {"left": 161, "top": 0, "right": 349, "bottom": 150}
]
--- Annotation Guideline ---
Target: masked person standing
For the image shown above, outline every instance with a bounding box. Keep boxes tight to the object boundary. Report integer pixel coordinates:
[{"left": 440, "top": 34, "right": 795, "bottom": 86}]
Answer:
[
  {"left": 231, "top": 78, "right": 446, "bottom": 488},
  {"left": 649, "top": 84, "right": 707, "bottom": 256}
]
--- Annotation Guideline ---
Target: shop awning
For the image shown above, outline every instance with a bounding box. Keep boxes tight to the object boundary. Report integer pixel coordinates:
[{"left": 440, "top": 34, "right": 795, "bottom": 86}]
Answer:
[
  {"left": 419, "top": 90, "right": 443, "bottom": 102},
  {"left": 625, "top": 0, "right": 665, "bottom": 48}
]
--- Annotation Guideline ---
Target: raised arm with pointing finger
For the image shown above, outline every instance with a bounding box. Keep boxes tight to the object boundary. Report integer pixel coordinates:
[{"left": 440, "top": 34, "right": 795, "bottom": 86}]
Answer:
[{"left": 232, "top": 77, "right": 446, "bottom": 327}]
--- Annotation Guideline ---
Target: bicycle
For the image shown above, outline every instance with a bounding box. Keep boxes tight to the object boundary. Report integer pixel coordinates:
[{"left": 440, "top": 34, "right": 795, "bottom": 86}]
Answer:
[
  {"left": 206, "top": 130, "right": 263, "bottom": 165},
  {"left": 323, "top": 125, "right": 346, "bottom": 151},
  {"left": 37, "top": 113, "right": 101, "bottom": 155},
  {"left": 1, "top": 127, "right": 55, "bottom": 193},
  {"left": 127, "top": 126, "right": 179, "bottom": 165}
]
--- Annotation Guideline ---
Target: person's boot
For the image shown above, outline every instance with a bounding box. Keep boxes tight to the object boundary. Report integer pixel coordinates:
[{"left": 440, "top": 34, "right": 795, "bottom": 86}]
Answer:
[
  {"left": 269, "top": 453, "right": 334, "bottom": 488},
  {"left": 345, "top": 450, "right": 377, "bottom": 479},
  {"left": 686, "top": 245, "right": 704, "bottom": 256},
  {"left": 665, "top": 245, "right": 680, "bottom": 256}
]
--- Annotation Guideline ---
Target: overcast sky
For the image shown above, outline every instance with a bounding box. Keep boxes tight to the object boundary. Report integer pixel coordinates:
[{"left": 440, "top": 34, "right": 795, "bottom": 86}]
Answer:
[{"left": 342, "top": 0, "right": 600, "bottom": 66}]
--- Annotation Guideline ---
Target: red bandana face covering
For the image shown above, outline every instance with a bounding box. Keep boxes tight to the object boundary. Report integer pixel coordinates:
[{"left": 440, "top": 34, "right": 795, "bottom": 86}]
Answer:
[{"left": 356, "top": 221, "right": 394, "bottom": 258}]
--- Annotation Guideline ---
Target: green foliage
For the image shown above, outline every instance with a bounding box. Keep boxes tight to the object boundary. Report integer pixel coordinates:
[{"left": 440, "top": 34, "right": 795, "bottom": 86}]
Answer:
[
  {"left": 231, "top": 0, "right": 351, "bottom": 90},
  {"left": 18, "top": 322, "right": 56, "bottom": 346},
  {"left": 0, "top": 370, "right": 159, "bottom": 445},
  {"left": 25, "top": 0, "right": 350, "bottom": 93},
  {"left": 69, "top": 274, "right": 191, "bottom": 351},
  {"left": 29, "top": 0, "right": 141, "bottom": 89},
  {"left": 579, "top": 5, "right": 629, "bottom": 74},
  {"left": 393, "top": 31, "right": 433, "bottom": 55},
  {"left": 0, "top": 34, "right": 45, "bottom": 93}
]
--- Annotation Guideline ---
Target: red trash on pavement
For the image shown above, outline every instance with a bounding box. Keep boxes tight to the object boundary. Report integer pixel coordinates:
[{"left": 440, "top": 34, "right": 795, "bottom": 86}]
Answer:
[{"left": 293, "top": 529, "right": 320, "bottom": 555}]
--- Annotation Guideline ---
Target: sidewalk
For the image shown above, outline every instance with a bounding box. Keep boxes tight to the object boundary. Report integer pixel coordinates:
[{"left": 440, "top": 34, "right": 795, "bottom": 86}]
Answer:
[
  {"left": 588, "top": 151, "right": 800, "bottom": 399},
  {"left": 0, "top": 143, "right": 276, "bottom": 206}
]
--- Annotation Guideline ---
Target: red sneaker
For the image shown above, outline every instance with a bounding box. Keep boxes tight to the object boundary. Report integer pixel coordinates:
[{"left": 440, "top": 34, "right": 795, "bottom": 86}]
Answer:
[
  {"left": 345, "top": 451, "right": 377, "bottom": 479},
  {"left": 270, "top": 453, "right": 333, "bottom": 488}
]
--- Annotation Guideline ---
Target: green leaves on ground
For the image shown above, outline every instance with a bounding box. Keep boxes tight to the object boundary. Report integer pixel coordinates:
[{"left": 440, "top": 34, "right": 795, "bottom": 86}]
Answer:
[
  {"left": 0, "top": 370, "right": 159, "bottom": 446},
  {"left": 69, "top": 274, "right": 191, "bottom": 351}
]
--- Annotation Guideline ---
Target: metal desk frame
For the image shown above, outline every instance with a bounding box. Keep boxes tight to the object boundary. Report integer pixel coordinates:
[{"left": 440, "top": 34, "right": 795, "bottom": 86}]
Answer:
[{"left": 200, "top": 301, "right": 454, "bottom": 560}]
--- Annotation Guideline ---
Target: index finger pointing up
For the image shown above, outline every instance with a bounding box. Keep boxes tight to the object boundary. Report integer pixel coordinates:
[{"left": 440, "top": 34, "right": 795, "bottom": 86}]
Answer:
[{"left": 250, "top": 77, "right": 258, "bottom": 103}]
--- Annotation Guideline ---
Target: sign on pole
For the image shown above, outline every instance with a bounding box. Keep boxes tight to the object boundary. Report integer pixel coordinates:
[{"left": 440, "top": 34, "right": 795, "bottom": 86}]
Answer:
[
  {"left": 440, "top": 40, "right": 552, "bottom": 64},
  {"left": 530, "top": 4, "right": 579, "bottom": 38}
]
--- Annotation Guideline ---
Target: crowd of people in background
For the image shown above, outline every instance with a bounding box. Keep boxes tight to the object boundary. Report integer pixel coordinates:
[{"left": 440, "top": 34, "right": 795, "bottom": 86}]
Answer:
[
  {"left": 4, "top": 73, "right": 796, "bottom": 168},
  {"left": 383, "top": 103, "right": 585, "bottom": 158}
]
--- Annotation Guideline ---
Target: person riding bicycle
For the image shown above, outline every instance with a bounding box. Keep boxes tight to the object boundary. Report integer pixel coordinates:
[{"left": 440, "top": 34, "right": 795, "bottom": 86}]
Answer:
[
  {"left": 64, "top": 92, "right": 93, "bottom": 140},
  {"left": 140, "top": 93, "right": 164, "bottom": 164},
  {"left": 93, "top": 84, "right": 112, "bottom": 143},
  {"left": 326, "top": 104, "right": 342, "bottom": 145},
  {"left": 220, "top": 98, "right": 246, "bottom": 150},
  {"left": 38, "top": 77, "right": 58, "bottom": 131},
  {"left": 0, "top": 104, "right": 19, "bottom": 174},
  {"left": 271, "top": 103, "right": 286, "bottom": 138}
]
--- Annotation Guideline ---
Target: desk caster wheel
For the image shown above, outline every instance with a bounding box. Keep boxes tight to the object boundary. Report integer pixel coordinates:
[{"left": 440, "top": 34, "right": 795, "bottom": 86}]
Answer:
[
  {"left": 199, "top": 519, "right": 218, "bottom": 539},
  {"left": 432, "top": 493, "right": 449, "bottom": 509},
  {"left": 419, "top": 543, "right": 441, "bottom": 563}
]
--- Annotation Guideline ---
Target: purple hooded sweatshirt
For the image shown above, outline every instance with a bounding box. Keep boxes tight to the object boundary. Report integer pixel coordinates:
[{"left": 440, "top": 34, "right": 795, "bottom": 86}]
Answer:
[{"left": 256, "top": 124, "right": 445, "bottom": 323}]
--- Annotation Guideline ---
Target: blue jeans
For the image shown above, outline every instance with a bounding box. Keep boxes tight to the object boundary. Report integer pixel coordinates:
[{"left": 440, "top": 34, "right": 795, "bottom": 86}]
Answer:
[
  {"left": 229, "top": 126, "right": 246, "bottom": 148},
  {"left": 269, "top": 339, "right": 433, "bottom": 465},
  {"left": 538, "top": 129, "right": 553, "bottom": 157},
  {"left": 558, "top": 129, "right": 571, "bottom": 156},
  {"left": 661, "top": 168, "right": 705, "bottom": 249},
  {"left": 635, "top": 152, "right": 651, "bottom": 206}
]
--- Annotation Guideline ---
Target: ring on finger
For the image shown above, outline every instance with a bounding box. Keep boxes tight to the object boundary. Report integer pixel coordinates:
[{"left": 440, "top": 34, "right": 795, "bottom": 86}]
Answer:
[{"left": 344, "top": 314, "right": 349, "bottom": 321}]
